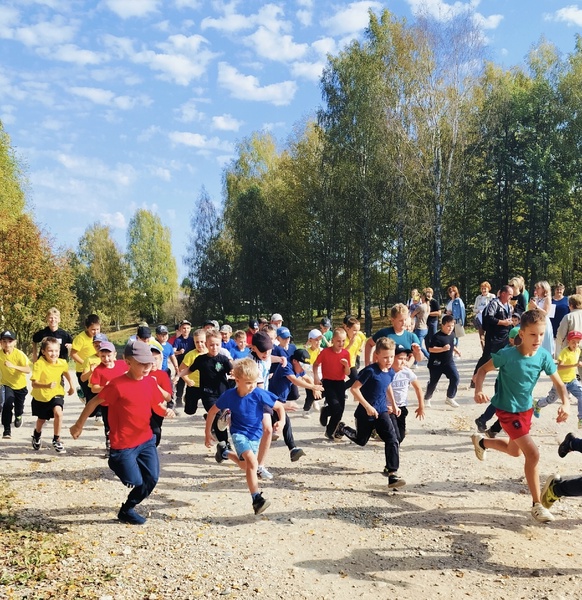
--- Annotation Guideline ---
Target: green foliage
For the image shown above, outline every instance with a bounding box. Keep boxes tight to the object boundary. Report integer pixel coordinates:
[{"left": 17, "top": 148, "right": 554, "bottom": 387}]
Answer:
[{"left": 0, "top": 121, "right": 26, "bottom": 233}]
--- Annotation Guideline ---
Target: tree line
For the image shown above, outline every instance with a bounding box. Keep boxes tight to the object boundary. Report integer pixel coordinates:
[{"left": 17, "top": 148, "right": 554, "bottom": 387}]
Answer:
[{"left": 185, "top": 9, "right": 582, "bottom": 333}]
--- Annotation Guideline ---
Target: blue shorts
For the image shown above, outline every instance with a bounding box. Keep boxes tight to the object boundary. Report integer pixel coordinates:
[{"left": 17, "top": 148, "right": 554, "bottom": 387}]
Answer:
[{"left": 231, "top": 432, "right": 259, "bottom": 459}]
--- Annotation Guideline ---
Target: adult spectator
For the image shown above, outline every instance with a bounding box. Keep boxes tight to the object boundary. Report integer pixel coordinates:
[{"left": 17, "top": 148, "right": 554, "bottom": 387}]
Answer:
[
  {"left": 472, "top": 282, "right": 495, "bottom": 350},
  {"left": 410, "top": 292, "right": 430, "bottom": 359},
  {"left": 551, "top": 283, "right": 569, "bottom": 339},
  {"left": 424, "top": 287, "right": 441, "bottom": 348},
  {"left": 509, "top": 276, "right": 527, "bottom": 315},
  {"left": 445, "top": 285, "right": 466, "bottom": 346},
  {"left": 32, "top": 307, "right": 72, "bottom": 362}
]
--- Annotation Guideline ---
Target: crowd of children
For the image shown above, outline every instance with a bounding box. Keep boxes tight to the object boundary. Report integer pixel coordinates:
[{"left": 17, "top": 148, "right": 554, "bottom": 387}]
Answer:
[{"left": 1, "top": 288, "right": 582, "bottom": 525}]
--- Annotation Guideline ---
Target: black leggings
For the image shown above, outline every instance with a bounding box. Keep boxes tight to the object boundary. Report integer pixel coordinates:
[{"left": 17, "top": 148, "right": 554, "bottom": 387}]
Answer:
[{"left": 322, "top": 379, "right": 347, "bottom": 437}]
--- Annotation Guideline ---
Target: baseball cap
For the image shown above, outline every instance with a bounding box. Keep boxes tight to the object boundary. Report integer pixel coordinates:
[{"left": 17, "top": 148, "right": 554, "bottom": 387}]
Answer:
[
  {"left": 220, "top": 324, "right": 232, "bottom": 333},
  {"left": 320, "top": 317, "right": 332, "bottom": 328},
  {"left": 252, "top": 331, "right": 273, "bottom": 352},
  {"left": 308, "top": 328, "right": 322, "bottom": 340},
  {"left": 276, "top": 327, "right": 291, "bottom": 339},
  {"left": 137, "top": 325, "right": 152, "bottom": 339},
  {"left": 93, "top": 333, "right": 108, "bottom": 343},
  {"left": 292, "top": 348, "right": 310, "bottom": 364},
  {"left": 150, "top": 340, "right": 163, "bottom": 354},
  {"left": 98, "top": 341, "right": 116, "bottom": 353},
  {"left": 124, "top": 340, "right": 155, "bottom": 364},
  {"left": 394, "top": 344, "right": 411, "bottom": 355},
  {"left": 179, "top": 319, "right": 191, "bottom": 327},
  {"left": 271, "top": 313, "right": 283, "bottom": 323},
  {"left": 567, "top": 330, "right": 582, "bottom": 341},
  {"left": 155, "top": 325, "right": 169, "bottom": 334},
  {"left": 248, "top": 319, "right": 259, "bottom": 330},
  {"left": 0, "top": 330, "right": 16, "bottom": 340}
]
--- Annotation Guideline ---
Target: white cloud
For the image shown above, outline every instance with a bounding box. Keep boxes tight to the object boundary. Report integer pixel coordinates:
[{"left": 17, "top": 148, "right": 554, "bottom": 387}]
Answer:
[
  {"left": 41, "top": 117, "right": 64, "bottom": 131},
  {"left": 290, "top": 60, "right": 324, "bottom": 81},
  {"left": 0, "top": 7, "right": 19, "bottom": 38},
  {"left": 56, "top": 153, "right": 137, "bottom": 186},
  {"left": 152, "top": 167, "right": 171, "bottom": 181},
  {"left": 406, "top": 0, "right": 502, "bottom": 29},
  {"left": 217, "top": 62, "right": 297, "bottom": 106},
  {"left": 176, "top": 99, "right": 206, "bottom": 122},
  {"left": 69, "top": 86, "right": 147, "bottom": 109},
  {"left": 212, "top": 113, "right": 243, "bottom": 131},
  {"left": 245, "top": 27, "right": 308, "bottom": 62},
  {"left": 39, "top": 43, "right": 106, "bottom": 65},
  {"left": 202, "top": 3, "right": 288, "bottom": 33},
  {"left": 101, "top": 211, "right": 127, "bottom": 228},
  {"left": 175, "top": 0, "right": 202, "bottom": 8},
  {"left": 297, "top": 9, "right": 312, "bottom": 26},
  {"left": 550, "top": 5, "right": 582, "bottom": 27},
  {"left": 322, "top": 1, "right": 383, "bottom": 36},
  {"left": 168, "top": 131, "right": 234, "bottom": 152},
  {"left": 473, "top": 12, "right": 503, "bottom": 29},
  {"left": 7, "top": 16, "right": 77, "bottom": 47},
  {"left": 137, "top": 125, "right": 162, "bottom": 142},
  {"left": 312, "top": 37, "right": 337, "bottom": 57},
  {"left": 102, "top": 0, "right": 161, "bottom": 19}
]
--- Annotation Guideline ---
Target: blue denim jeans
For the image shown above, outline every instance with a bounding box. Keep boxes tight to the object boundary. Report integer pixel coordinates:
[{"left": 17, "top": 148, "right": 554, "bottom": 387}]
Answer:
[
  {"left": 108, "top": 435, "right": 159, "bottom": 510},
  {"left": 414, "top": 328, "right": 430, "bottom": 359},
  {"left": 538, "top": 379, "right": 582, "bottom": 419}
]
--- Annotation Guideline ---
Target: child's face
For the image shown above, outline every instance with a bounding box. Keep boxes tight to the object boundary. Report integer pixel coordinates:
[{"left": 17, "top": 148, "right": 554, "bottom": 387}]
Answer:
[
  {"left": 180, "top": 324, "right": 191, "bottom": 337},
  {"left": 375, "top": 349, "right": 395, "bottom": 371},
  {"left": 252, "top": 346, "right": 270, "bottom": 361},
  {"left": 308, "top": 336, "right": 322, "bottom": 347},
  {"left": 206, "top": 337, "right": 221, "bottom": 356},
  {"left": 519, "top": 321, "right": 546, "bottom": 353},
  {"left": 332, "top": 332, "right": 346, "bottom": 351},
  {"left": 194, "top": 335, "right": 206, "bottom": 353},
  {"left": 442, "top": 321, "right": 455, "bottom": 335},
  {"left": 86, "top": 323, "right": 100, "bottom": 337},
  {"left": 346, "top": 322, "right": 360, "bottom": 338},
  {"left": 1, "top": 338, "right": 16, "bottom": 352},
  {"left": 92, "top": 341, "right": 101, "bottom": 353},
  {"left": 235, "top": 376, "right": 258, "bottom": 396},
  {"left": 277, "top": 336, "right": 289, "bottom": 347},
  {"left": 266, "top": 329, "right": 277, "bottom": 341},
  {"left": 235, "top": 336, "right": 246, "bottom": 349},
  {"left": 126, "top": 357, "right": 152, "bottom": 379},
  {"left": 392, "top": 352, "right": 409, "bottom": 371},
  {"left": 151, "top": 352, "right": 162, "bottom": 370},
  {"left": 391, "top": 314, "right": 406, "bottom": 332},
  {"left": 221, "top": 331, "right": 231, "bottom": 342},
  {"left": 511, "top": 316, "right": 520, "bottom": 326},
  {"left": 568, "top": 338, "right": 580, "bottom": 351},
  {"left": 44, "top": 342, "right": 60, "bottom": 363},
  {"left": 99, "top": 350, "right": 115, "bottom": 366},
  {"left": 320, "top": 325, "right": 330, "bottom": 334},
  {"left": 480, "top": 286, "right": 489, "bottom": 295},
  {"left": 156, "top": 333, "right": 169, "bottom": 344},
  {"left": 47, "top": 313, "right": 60, "bottom": 329}
]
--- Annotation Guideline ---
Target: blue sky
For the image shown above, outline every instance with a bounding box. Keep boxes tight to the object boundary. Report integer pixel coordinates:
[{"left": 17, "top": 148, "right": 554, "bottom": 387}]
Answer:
[{"left": 1, "top": 0, "right": 581, "bottom": 279}]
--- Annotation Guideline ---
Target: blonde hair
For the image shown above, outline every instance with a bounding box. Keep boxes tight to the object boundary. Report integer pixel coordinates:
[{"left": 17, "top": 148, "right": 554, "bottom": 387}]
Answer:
[
  {"left": 193, "top": 328, "right": 206, "bottom": 339},
  {"left": 509, "top": 277, "right": 524, "bottom": 293},
  {"left": 232, "top": 358, "right": 259, "bottom": 380},
  {"left": 390, "top": 303, "right": 409, "bottom": 319},
  {"left": 206, "top": 330, "right": 221, "bottom": 342},
  {"left": 535, "top": 280, "right": 551, "bottom": 298},
  {"left": 479, "top": 281, "right": 491, "bottom": 291},
  {"left": 375, "top": 337, "right": 395, "bottom": 353},
  {"left": 569, "top": 294, "right": 582, "bottom": 310},
  {"left": 46, "top": 307, "right": 60, "bottom": 318},
  {"left": 233, "top": 330, "right": 246, "bottom": 340}
]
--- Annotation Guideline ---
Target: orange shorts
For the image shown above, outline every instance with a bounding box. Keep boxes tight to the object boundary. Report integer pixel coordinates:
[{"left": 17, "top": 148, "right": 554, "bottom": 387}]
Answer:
[{"left": 495, "top": 407, "right": 533, "bottom": 440}]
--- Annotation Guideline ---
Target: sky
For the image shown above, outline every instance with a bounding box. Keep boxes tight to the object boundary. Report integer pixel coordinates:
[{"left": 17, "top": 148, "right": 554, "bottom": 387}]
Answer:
[{"left": 1, "top": 0, "right": 581, "bottom": 280}]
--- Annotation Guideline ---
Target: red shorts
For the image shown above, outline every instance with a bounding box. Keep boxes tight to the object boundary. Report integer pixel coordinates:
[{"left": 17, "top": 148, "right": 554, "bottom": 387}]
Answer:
[{"left": 495, "top": 407, "right": 533, "bottom": 440}]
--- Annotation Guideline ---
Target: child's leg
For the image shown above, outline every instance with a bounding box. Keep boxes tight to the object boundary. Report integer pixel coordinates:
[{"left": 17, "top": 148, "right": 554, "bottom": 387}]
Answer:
[
  {"left": 34, "top": 418, "right": 46, "bottom": 435},
  {"left": 53, "top": 405, "right": 63, "bottom": 438},
  {"left": 257, "top": 412, "right": 273, "bottom": 467},
  {"left": 242, "top": 449, "right": 260, "bottom": 494},
  {"left": 342, "top": 414, "right": 373, "bottom": 446},
  {"left": 395, "top": 407, "right": 408, "bottom": 442},
  {"left": 537, "top": 386, "right": 558, "bottom": 409},
  {"left": 567, "top": 380, "right": 582, "bottom": 421},
  {"left": 203, "top": 395, "right": 228, "bottom": 444},
  {"left": 1, "top": 387, "right": 14, "bottom": 433},
  {"left": 443, "top": 363, "right": 460, "bottom": 399},
  {"left": 424, "top": 367, "right": 442, "bottom": 400},
  {"left": 13, "top": 387, "right": 26, "bottom": 422},
  {"left": 325, "top": 381, "right": 346, "bottom": 438},
  {"left": 375, "top": 412, "right": 400, "bottom": 473},
  {"left": 279, "top": 413, "right": 297, "bottom": 451},
  {"left": 478, "top": 403, "right": 496, "bottom": 425},
  {"left": 303, "top": 388, "right": 314, "bottom": 412}
]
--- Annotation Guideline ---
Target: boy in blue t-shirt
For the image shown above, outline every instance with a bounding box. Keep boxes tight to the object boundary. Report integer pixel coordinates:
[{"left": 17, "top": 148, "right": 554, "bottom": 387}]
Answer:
[
  {"left": 472, "top": 309, "right": 569, "bottom": 524},
  {"left": 231, "top": 330, "right": 251, "bottom": 360},
  {"left": 205, "top": 358, "right": 285, "bottom": 515},
  {"left": 337, "top": 337, "right": 404, "bottom": 488}
]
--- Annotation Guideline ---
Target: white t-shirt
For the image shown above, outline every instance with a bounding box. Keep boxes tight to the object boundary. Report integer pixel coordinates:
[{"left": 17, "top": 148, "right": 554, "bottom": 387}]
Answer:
[{"left": 391, "top": 367, "right": 417, "bottom": 407}]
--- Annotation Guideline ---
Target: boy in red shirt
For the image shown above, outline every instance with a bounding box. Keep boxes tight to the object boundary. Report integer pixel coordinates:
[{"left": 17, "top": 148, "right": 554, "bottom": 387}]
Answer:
[
  {"left": 313, "top": 328, "right": 351, "bottom": 441},
  {"left": 149, "top": 343, "right": 173, "bottom": 446},
  {"left": 70, "top": 341, "right": 174, "bottom": 525}
]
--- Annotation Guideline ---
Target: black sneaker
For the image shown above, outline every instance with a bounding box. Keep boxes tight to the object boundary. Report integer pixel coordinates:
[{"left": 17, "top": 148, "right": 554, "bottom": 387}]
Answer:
[
  {"left": 290, "top": 447, "right": 305, "bottom": 462},
  {"left": 558, "top": 432, "right": 576, "bottom": 458},
  {"left": 31, "top": 432, "right": 41, "bottom": 451},
  {"left": 469, "top": 380, "right": 476, "bottom": 389},
  {"left": 14, "top": 415, "right": 22, "bottom": 428},
  {"left": 215, "top": 441, "right": 228, "bottom": 463},
  {"left": 3, "top": 429, "right": 11, "bottom": 439},
  {"left": 52, "top": 438, "right": 66, "bottom": 454},
  {"left": 252, "top": 493, "right": 270, "bottom": 515},
  {"left": 485, "top": 428, "right": 497, "bottom": 439},
  {"left": 333, "top": 421, "right": 346, "bottom": 439},
  {"left": 475, "top": 417, "right": 487, "bottom": 433},
  {"left": 319, "top": 405, "right": 329, "bottom": 427},
  {"left": 388, "top": 474, "right": 406, "bottom": 489},
  {"left": 118, "top": 506, "right": 146, "bottom": 525}
]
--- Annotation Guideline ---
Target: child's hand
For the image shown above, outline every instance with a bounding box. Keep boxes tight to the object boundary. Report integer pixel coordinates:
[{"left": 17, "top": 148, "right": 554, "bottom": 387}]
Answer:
[
  {"left": 204, "top": 434, "right": 212, "bottom": 448},
  {"left": 4, "top": 360, "right": 14, "bottom": 368},
  {"left": 366, "top": 405, "right": 379, "bottom": 418},
  {"left": 67, "top": 387, "right": 75, "bottom": 396},
  {"left": 90, "top": 363, "right": 97, "bottom": 372},
  {"left": 557, "top": 405, "right": 569, "bottom": 423},
  {"left": 284, "top": 401, "right": 299, "bottom": 412},
  {"left": 280, "top": 357, "right": 288, "bottom": 368},
  {"left": 474, "top": 391, "right": 489, "bottom": 404},
  {"left": 443, "top": 344, "right": 450, "bottom": 351},
  {"left": 165, "top": 408, "right": 176, "bottom": 419},
  {"left": 49, "top": 381, "right": 57, "bottom": 389},
  {"left": 313, "top": 389, "right": 322, "bottom": 400},
  {"left": 415, "top": 406, "right": 425, "bottom": 420},
  {"left": 340, "top": 358, "right": 349, "bottom": 367},
  {"left": 273, "top": 420, "right": 283, "bottom": 434},
  {"left": 185, "top": 379, "right": 194, "bottom": 387},
  {"left": 69, "top": 424, "right": 82, "bottom": 439}
]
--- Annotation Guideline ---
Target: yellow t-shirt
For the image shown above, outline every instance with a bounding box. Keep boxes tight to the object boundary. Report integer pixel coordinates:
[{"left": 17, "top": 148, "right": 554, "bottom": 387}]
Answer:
[
  {"left": 72, "top": 331, "right": 96, "bottom": 373},
  {"left": 306, "top": 346, "right": 321, "bottom": 366},
  {"left": 182, "top": 349, "right": 206, "bottom": 387},
  {"left": 0, "top": 347, "right": 30, "bottom": 389},
  {"left": 31, "top": 358, "right": 68, "bottom": 401},
  {"left": 81, "top": 355, "right": 101, "bottom": 375},
  {"left": 558, "top": 347, "right": 581, "bottom": 384},
  {"left": 344, "top": 331, "right": 367, "bottom": 368}
]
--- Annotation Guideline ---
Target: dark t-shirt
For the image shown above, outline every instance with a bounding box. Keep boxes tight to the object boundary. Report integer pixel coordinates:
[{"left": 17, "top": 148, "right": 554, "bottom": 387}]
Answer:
[
  {"left": 32, "top": 327, "right": 72, "bottom": 360},
  {"left": 189, "top": 353, "right": 232, "bottom": 398},
  {"left": 428, "top": 331, "right": 454, "bottom": 368},
  {"left": 354, "top": 363, "right": 394, "bottom": 420},
  {"left": 551, "top": 297, "right": 569, "bottom": 337},
  {"left": 269, "top": 363, "right": 304, "bottom": 401},
  {"left": 270, "top": 343, "right": 297, "bottom": 374},
  {"left": 427, "top": 299, "right": 440, "bottom": 327},
  {"left": 173, "top": 335, "right": 194, "bottom": 365}
]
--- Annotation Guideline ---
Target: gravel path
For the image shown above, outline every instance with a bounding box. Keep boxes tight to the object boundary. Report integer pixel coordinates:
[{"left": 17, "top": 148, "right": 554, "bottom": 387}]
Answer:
[{"left": 2, "top": 332, "right": 582, "bottom": 599}]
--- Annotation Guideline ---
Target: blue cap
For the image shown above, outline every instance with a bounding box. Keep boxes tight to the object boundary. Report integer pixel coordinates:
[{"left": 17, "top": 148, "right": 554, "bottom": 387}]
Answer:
[{"left": 276, "top": 327, "right": 291, "bottom": 339}]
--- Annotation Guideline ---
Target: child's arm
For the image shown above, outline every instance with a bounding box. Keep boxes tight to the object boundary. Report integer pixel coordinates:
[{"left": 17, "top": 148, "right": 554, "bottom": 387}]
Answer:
[
  {"left": 157, "top": 384, "right": 172, "bottom": 402},
  {"left": 31, "top": 379, "right": 57, "bottom": 390},
  {"left": 64, "top": 370, "right": 75, "bottom": 396},
  {"left": 3, "top": 359, "right": 31, "bottom": 374},
  {"left": 351, "top": 381, "right": 378, "bottom": 419},
  {"left": 549, "top": 371, "right": 569, "bottom": 422},
  {"left": 272, "top": 400, "right": 285, "bottom": 434},
  {"left": 386, "top": 385, "right": 400, "bottom": 417},
  {"left": 80, "top": 362, "right": 97, "bottom": 382},
  {"left": 286, "top": 373, "right": 324, "bottom": 395},
  {"left": 170, "top": 354, "right": 179, "bottom": 380},
  {"left": 474, "top": 359, "right": 496, "bottom": 403},
  {"left": 410, "top": 379, "right": 425, "bottom": 419},
  {"left": 428, "top": 343, "right": 450, "bottom": 354},
  {"left": 312, "top": 354, "right": 322, "bottom": 385},
  {"left": 70, "top": 395, "right": 106, "bottom": 439},
  {"left": 69, "top": 349, "right": 84, "bottom": 366},
  {"left": 204, "top": 405, "right": 220, "bottom": 447},
  {"left": 364, "top": 337, "right": 375, "bottom": 366},
  {"left": 178, "top": 364, "right": 197, "bottom": 386},
  {"left": 341, "top": 356, "right": 350, "bottom": 376}
]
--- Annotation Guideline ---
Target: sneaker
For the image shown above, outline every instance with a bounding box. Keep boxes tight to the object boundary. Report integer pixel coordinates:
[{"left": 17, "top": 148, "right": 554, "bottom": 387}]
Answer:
[
  {"left": 301, "top": 411, "right": 311, "bottom": 419},
  {"left": 541, "top": 475, "right": 561, "bottom": 509},
  {"left": 252, "top": 492, "right": 270, "bottom": 515},
  {"left": 471, "top": 433, "right": 487, "bottom": 461},
  {"left": 216, "top": 409, "right": 231, "bottom": 432},
  {"left": 531, "top": 502, "right": 555, "bottom": 523},
  {"left": 76, "top": 386, "right": 85, "bottom": 400},
  {"left": 52, "top": 439, "right": 66, "bottom": 454},
  {"left": 313, "top": 401, "right": 321, "bottom": 412},
  {"left": 578, "top": 418, "right": 582, "bottom": 430},
  {"left": 3, "top": 430, "right": 11, "bottom": 439},
  {"left": 485, "top": 428, "right": 497, "bottom": 439},
  {"left": 370, "top": 429, "right": 380, "bottom": 440},
  {"left": 445, "top": 397, "right": 460, "bottom": 408},
  {"left": 31, "top": 432, "right": 41, "bottom": 451},
  {"left": 215, "top": 441, "right": 228, "bottom": 463},
  {"left": 424, "top": 399, "right": 432, "bottom": 408},
  {"left": 469, "top": 380, "right": 476, "bottom": 389},
  {"left": 14, "top": 415, "right": 22, "bottom": 428},
  {"left": 257, "top": 465, "right": 274, "bottom": 480},
  {"left": 533, "top": 400, "right": 541, "bottom": 419},
  {"left": 558, "top": 432, "right": 576, "bottom": 458},
  {"left": 333, "top": 421, "right": 346, "bottom": 439},
  {"left": 118, "top": 506, "right": 146, "bottom": 525},
  {"left": 475, "top": 418, "right": 487, "bottom": 433},
  {"left": 290, "top": 447, "right": 305, "bottom": 462},
  {"left": 324, "top": 433, "right": 341, "bottom": 442},
  {"left": 388, "top": 474, "right": 406, "bottom": 489},
  {"left": 94, "top": 415, "right": 103, "bottom": 426}
]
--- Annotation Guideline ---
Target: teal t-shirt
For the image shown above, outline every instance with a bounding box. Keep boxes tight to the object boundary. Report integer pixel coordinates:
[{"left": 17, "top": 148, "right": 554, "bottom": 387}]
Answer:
[{"left": 491, "top": 345, "right": 556, "bottom": 413}]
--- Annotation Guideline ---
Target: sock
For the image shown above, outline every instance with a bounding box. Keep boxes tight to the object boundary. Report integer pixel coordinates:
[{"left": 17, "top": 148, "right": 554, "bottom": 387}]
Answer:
[
  {"left": 53, "top": 435, "right": 59, "bottom": 442},
  {"left": 221, "top": 447, "right": 230, "bottom": 460},
  {"left": 251, "top": 492, "right": 260, "bottom": 501},
  {"left": 33, "top": 429, "right": 41, "bottom": 439},
  {"left": 478, "top": 439, "right": 486, "bottom": 450}
]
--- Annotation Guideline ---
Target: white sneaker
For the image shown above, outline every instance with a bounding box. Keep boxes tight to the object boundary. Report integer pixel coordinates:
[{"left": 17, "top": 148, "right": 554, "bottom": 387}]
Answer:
[
  {"left": 425, "top": 399, "right": 432, "bottom": 408},
  {"left": 445, "top": 397, "right": 460, "bottom": 408},
  {"left": 301, "top": 412, "right": 311, "bottom": 419},
  {"left": 313, "top": 401, "right": 321, "bottom": 412},
  {"left": 471, "top": 433, "right": 487, "bottom": 461},
  {"left": 531, "top": 502, "right": 555, "bottom": 523},
  {"left": 257, "top": 465, "right": 274, "bottom": 480}
]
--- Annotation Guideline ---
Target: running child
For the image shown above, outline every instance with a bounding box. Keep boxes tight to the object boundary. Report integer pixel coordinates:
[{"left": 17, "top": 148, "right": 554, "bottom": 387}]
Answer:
[
  {"left": 472, "top": 309, "right": 569, "bottom": 524},
  {"left": 149, "top": 343, "right": 173, "bottom": 447},
  {"left": 231, "top": 330, "right": 251, "bottom": 360},
  {"left": 302, "top": 329, "right": 323, "bottom": 416},
  {"left": 30, "top": 336, "right": 75, "bottom": 453},
  {"left": 205, "top": 358, "right": 285, "bottom": 515},
  {"left": 179, "top": 328, "right": 207, "bottom": 415},
  {"left": 70, "top": 340, "right": 175, "bottom": 525}
]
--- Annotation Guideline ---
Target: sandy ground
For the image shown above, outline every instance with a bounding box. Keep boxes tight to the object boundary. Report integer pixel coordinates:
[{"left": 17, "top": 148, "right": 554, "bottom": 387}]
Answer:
[{"left": 2, "top": 332, "right": 582, "bottom": 599}]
